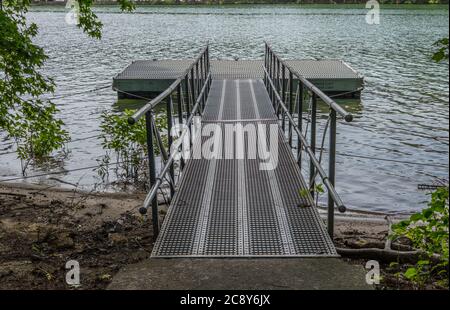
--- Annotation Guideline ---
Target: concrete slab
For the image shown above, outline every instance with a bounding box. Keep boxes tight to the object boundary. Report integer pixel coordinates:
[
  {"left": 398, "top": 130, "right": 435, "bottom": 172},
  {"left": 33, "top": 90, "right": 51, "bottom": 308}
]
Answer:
[{"left": 108, "top": 258, "right": 373, "bottom": 290}]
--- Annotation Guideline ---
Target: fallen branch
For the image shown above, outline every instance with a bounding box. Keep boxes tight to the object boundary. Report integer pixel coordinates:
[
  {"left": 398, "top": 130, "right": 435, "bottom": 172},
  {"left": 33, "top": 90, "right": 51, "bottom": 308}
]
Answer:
[
  {"left": 336, "top": 247, "right": 422, "bottom": 264},
  {"left": 343, "top": 240, "right": 413, "bottom": 252},
  {"left": 336, "top": 248, "right": 442, "bottom": 264},
  {"left": 337, "top": 215, "right": 442, "bottom": 264},
  {"left": 0, "top": 192, "right": 27, "bottom": 197}
]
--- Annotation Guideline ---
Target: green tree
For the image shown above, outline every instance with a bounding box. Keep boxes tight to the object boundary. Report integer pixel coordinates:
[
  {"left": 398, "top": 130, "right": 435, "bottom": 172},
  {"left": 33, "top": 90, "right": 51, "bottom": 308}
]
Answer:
[{"left": 0, "top": 0, "right": 134, "bottom": 165}]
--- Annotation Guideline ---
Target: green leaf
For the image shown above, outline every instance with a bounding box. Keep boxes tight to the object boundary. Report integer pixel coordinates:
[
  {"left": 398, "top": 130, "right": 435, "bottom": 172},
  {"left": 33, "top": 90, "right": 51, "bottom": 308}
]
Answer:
[
  {"left": 404, "top": 267, "right": 418, "bottom": 280},
  {"left": 389, "top": 262, "right": 399, "bottom": 268},
  {"left": 315, "top": 184, "right": 325, "bottom": 194},
  {"left": 299, "top": 189, "right": 309, "bottom": 198},
  {"left": 410, "top": 213, "right": 423, "bottom": 222},
  {"left": 422, "top": 209, "right": 433, "bottom": 219},
  {"left": 417, "top": 260, "right": 430, "bottom": 267}
]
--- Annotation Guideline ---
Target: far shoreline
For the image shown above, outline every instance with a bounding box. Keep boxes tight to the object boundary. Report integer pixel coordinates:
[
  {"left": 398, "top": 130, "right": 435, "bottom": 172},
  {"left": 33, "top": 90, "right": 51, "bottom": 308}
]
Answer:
[{"left": 28, "top": 2, "right": 450, "bottom": 10}]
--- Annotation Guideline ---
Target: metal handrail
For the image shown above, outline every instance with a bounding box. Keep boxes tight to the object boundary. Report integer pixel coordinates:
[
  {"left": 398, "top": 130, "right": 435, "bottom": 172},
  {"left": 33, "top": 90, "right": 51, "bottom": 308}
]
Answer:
[
  {"left": 139, "top": 72, "right": 212, "bottom": 215},
  {"left": 127, "top": 44, "right": 211, "bottom": 239},
  {"left": 263, "top": 65, "right": 346, "bottom": 212},
  {"left": 263, "top": 42, "right": 353, "bottom": 238},
  {"left": 129, "top": 44, "right": 210, "bottom": 124},
  {"left": 264, "top": 42, "right": 353, "bottom": 122}
]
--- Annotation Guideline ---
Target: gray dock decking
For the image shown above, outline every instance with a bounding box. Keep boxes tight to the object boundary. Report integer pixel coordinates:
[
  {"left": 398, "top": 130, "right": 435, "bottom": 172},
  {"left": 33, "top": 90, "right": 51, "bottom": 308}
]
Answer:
[{"left": 113, "top": 60, "right": 363, "bottom": 98}]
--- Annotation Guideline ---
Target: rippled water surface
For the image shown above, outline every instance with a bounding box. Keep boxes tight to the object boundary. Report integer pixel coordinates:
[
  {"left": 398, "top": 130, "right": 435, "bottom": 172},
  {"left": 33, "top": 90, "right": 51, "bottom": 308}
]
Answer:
[{"left": 0, "top": 5, "right": 448, "bottom": 214}]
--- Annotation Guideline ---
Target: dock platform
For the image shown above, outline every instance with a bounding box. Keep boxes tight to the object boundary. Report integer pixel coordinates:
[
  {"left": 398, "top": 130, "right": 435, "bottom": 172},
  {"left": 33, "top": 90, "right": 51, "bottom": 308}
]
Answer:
[{"left": 113, "top": 59, "right": 363, "bottom": 99}]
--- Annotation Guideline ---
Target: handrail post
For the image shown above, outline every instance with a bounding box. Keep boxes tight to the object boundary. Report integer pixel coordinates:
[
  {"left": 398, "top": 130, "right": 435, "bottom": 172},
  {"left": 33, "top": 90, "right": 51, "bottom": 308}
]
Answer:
[
  {"left": 281, "top": 65, "right": 286, "bottom": 132},
  {"left": 204, "top": 55, "right": 209, "bottom": 104},
  {"left": 204, "top": 54, "right": 208, "bottom": 105},
  {"left": 265, "top": 43, "right": 270, "bottom": 89},
  {"left": 195, "top": 62, "right": 200, "bottom": 101},
  {"left": 276, "top": 59, "right": 280, "bottom": 102},
  {"left": 310, "top": 93, "right": 317, "bottom": 198},
  {"left": 204, "top": 52, "right": 208, "bottom": 80},
  {"left": 268, "top": 51, "right": 273, "bottom": 101},
  {"left": 177, "top": 83, "right": 185, "bottom": 170},
  {"left": 328, "top": 109, "right": 337, "bottom": 238},
  {"left": 267, "top": 46, "right": 272, "bottom": 90},
  {"left": 272, "top": 53, "right": 276, "bottom": 105},
  {"left": 167, "top": 96, "right": 175, "bottom": 197},
  {"left": 188, "top": 72, "right": 194, "bottom": 150},
  {"left": 268, "top": 52, "right": 272, "bottom": 99},
  {"left": 206, "top": 46, "right": 210, "bottom": 72},
  {"left": 185, "top": 75, "right": 191, "bottom": 121},
  {"left": 202, "top": 75, "right": 208, "bottom": 113},
  {"left": 207, "top": 46, "right": 211, "bottom": 89},
  {"left": 145, "top": 111, "right": 159, "bottom": 239},
  {"left": 264, "top": 44, "right": 267, "bottom": 87},
  {"left": 200, "top": 56, "right": 205, "bottom": 111},
  {"left": 190, "top": 68, "right": 195, "bottom": 107},
  {"left": 203, "top": 53, "right": 207, "bottom": 80},
  {"left": 288, "top": 72, "right": 294, "bottom": 147},
  {"left": 297, "top": 81, "right": 303, "bottom": 167},
  {"left": 198, "top": 56, "right": 202, "bottom": 87}
]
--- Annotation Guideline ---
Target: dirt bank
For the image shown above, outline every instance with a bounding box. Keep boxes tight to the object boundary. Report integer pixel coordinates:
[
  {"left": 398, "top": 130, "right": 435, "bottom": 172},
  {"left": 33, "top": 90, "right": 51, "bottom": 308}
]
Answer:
[
  {"left": 0, "top": 182, "right": 426, "bottom": 290},
  {"left": 0, "top": 182, "right": 158, "bottom": 289}
]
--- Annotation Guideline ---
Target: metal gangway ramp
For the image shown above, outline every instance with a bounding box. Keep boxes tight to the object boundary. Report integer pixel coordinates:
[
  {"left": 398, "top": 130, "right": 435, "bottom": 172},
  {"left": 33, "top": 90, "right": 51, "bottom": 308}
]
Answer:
[{"left": 128, "top": 43, "right": 353, "bottom": 258}]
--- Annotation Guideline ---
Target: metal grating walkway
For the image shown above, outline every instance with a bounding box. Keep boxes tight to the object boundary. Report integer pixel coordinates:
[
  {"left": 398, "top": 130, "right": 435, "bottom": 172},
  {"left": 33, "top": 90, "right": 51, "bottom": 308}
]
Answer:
[
  {"left": 114, "top": 60, "right": 362, "bottom": 80},
  {"left": 151, "top": 79, "right": 337, "bottom": 258}
]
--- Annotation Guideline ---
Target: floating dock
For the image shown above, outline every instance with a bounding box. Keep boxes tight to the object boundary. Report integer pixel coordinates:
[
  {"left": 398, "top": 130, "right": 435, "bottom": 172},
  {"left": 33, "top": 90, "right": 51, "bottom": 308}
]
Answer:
[
  {"left": 122, "top": 43, "right": 357, "bottom": 258},
  {"left": 113, "top": 59, "right": 364, "bottom": 99}
]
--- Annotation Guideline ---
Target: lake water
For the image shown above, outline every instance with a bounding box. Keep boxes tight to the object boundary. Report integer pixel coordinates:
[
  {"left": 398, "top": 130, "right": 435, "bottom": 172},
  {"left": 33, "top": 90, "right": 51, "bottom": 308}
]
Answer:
[{"left": 0, "top": 5, "right": 448, "bottom": 214}]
